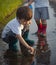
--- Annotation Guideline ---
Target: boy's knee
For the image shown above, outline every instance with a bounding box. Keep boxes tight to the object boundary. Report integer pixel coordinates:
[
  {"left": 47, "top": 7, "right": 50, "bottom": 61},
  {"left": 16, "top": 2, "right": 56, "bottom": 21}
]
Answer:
[
  {"left": 26, "top": 39, "right": 34, "bottom": 46},
  {"left": 41, "top": 19, "right": 47, "bottom": 25},
  {"left": 35, "top": 19, "right": 40, "bottom": 25}
]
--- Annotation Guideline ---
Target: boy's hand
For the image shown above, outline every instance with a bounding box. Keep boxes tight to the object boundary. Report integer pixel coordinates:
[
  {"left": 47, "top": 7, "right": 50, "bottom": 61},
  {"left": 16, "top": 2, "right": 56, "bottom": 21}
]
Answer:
[
  {"left": 28, "top": 46, "right": 34, "bottom": 55},
  {"left": 24, "top": 3, "right": 29, "bottom": 6}
]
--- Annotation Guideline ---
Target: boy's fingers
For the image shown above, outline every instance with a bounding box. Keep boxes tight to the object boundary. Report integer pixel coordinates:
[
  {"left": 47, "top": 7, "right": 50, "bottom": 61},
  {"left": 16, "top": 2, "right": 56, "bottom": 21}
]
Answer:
[{"left": 30, "top": 47, "right": 34, "bottom": 54}]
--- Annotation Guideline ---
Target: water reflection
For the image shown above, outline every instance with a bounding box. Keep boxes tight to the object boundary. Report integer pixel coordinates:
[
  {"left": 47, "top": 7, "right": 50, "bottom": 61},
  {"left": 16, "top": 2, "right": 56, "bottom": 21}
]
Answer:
[
  {"left": 3, "top": 41, "right": 51, "bottom": 65},
  {"left": 4, "top": 49, "right": 22, "bottom": 65},
  {"left": 36, "top": 40, "right": 51, "bottom": 65},
  {"left": 4, "top": 49, "right": 34, "bottom": 65},
  {"left": 21, "top": 56, "right": 34, "bottom": 65}
]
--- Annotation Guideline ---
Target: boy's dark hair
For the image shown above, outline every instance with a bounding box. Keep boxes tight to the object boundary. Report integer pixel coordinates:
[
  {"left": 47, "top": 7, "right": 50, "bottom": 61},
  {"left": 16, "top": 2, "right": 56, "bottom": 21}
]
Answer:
[{"left": 16, "top": 6, "right": 32, "bottom": 21}]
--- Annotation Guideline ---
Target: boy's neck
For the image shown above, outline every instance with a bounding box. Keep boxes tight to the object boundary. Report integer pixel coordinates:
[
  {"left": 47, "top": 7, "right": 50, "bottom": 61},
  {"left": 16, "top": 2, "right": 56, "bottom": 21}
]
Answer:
[{"left": 16, "top": 18, "right": 21, "bottom": 24}]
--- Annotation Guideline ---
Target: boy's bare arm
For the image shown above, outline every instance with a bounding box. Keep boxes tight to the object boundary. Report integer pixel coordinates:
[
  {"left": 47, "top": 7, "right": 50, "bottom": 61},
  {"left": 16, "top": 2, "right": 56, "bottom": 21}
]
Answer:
[
  {"left": 16, "top": 34, "right": 34, "bottom": 53},
  {"left": 28, "top": 0, "right": 34, "bottom": 6},
  {"left": 24, "top": 0, "right": 34, "bottom": 6},
  {"left": 16, "top": 34, "right": 30, "bottom": 48}
]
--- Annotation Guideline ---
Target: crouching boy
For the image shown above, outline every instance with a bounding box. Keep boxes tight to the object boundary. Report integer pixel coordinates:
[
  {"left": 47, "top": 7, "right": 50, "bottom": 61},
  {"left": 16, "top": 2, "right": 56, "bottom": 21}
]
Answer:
[{"left": 1, "top": 6, "right": 34, "bottom": 54}]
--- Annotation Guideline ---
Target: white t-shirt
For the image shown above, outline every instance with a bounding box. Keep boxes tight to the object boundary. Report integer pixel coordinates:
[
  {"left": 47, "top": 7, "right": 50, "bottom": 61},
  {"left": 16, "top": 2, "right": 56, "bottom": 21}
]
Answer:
[
  {"left": 1, "top": 18, "right": 24, "bottom": 38},
  {"left": 34, "top": 0, "right": 49, "bottom": 8}
]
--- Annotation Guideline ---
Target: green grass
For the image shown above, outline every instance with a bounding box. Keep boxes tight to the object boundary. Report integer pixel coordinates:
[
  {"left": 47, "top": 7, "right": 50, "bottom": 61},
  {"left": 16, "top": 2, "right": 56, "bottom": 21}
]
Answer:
[{"left": 0, "top": 0, "right": 23, "bottom": 32}]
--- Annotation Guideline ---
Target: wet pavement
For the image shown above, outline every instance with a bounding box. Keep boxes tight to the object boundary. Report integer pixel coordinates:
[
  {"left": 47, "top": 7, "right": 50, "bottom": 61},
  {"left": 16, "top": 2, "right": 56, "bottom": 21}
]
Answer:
[
  {"left": 29, "top": 2, "right": 56, "bottom": 65},
  {"left": 0, "top": 1, "right": 56, "bottom": 65}
]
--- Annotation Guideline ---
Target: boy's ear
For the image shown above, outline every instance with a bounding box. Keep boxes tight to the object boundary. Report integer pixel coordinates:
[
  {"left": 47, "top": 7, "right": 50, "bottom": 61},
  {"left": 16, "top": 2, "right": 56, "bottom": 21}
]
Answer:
[
  {"left": 29, "top": 20, "right": 32, "bottom": 24},
  {"left": 19, "top": 19, "right": 25, "bottom": 24}
]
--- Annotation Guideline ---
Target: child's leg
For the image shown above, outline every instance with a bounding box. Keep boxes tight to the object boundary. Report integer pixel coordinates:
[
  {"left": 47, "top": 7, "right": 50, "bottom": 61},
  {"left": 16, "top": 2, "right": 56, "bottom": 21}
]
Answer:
[
  {"left": 22, "top": 30, "right": 34, "bottom": 46},
  {"left": 41, "top": 19, "right": 47, "bottom": 37},
  {"left": 25, "top": 39, "right": 34, "bottom": 46},
  {"left": 35, "top": 19, "right": 42, "bottom": 36},
  {"left": 34, "top": 8, "right": 43, "bottom": 36},
  {"left": 22, "top": 29, "right": 29, "bottom": 40},
  {"left": 8, "top": 36, "right": 18, "bottom": 51},
  {"left": 3, "top": 31, "right": 18, "bottom": 52},
  {"left": 40, "top": 7, "right": 49, "bottom": 36}
]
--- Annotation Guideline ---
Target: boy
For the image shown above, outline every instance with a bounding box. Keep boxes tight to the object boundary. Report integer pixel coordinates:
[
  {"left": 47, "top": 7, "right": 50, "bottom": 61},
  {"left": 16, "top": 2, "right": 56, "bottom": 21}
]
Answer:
[{"left": 1, "top": 6, "right": 34, "bottom": 54}]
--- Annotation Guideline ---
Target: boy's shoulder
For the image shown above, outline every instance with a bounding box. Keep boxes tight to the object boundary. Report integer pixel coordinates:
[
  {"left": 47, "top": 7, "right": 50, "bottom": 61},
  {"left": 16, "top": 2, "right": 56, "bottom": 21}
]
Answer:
[
  {"left": 9, "top": 18, "right": 16, "bottom": 23},
  {"left": 7, "top": 18, "right": 18, "bottom": 25},
  {"left": 5, "top": 18, "right": 20, "bottom": 30}
]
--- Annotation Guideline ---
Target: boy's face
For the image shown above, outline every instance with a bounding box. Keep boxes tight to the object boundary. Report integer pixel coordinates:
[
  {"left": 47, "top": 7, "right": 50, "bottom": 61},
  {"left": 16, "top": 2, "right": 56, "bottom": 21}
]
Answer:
[{"left": 20, "top": 19, "right": 32, "bottom": 26}]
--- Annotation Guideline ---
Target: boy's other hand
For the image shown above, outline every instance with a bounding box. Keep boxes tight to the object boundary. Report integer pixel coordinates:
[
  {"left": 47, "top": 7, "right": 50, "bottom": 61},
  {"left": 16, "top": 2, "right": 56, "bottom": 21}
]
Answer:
[{"left": 24, "top": 3, "right": 29, "bottom": 6}]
